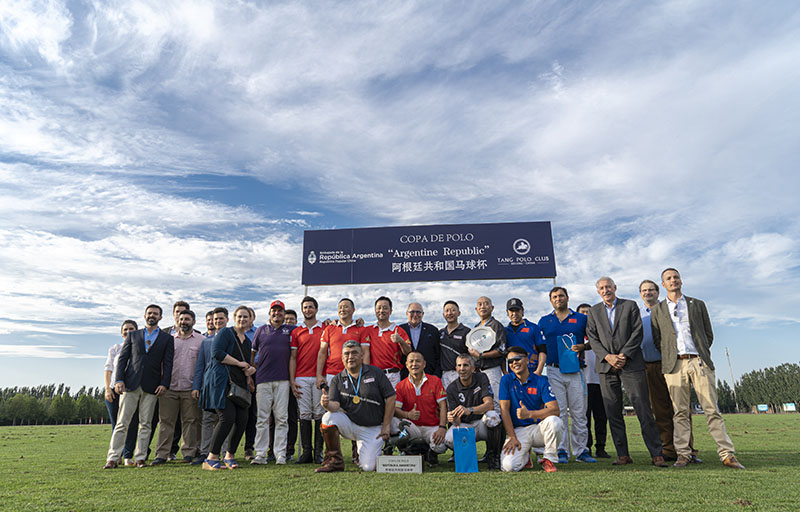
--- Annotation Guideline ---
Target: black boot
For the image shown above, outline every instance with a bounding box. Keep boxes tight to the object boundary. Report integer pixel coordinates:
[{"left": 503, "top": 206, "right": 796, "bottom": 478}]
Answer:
[
  {"left": 486, "top": 425, "right": 504, "bottom": 470},
  {"left": 295, "top": 420, "right": 313, "bottom": 464},
  {"left": 313, "top": 420, "right": 324, "bottom": 464}
]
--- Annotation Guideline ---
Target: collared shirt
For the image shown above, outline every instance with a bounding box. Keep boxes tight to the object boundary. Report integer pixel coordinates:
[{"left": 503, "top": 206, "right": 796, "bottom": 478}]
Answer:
[
  {"left": 144, "top": 327, "right": 161, "bottom": 353},
  {"left": 505, "top": 319, "right": 543, "bottom": 371},
  {"left": 498, "top": 371, "right": 557, "bottom": 428},
  {"left": 252, "top": 323, "right": 295, "bottom": 384},
  {"left": 407, "top": 324, "right": 422, "bottom": 349},
  {"left": 473, "top": 316, "right": 506, "bottom": 370},
  {"left": 170, "top": 331, "right": 205, "bottom": 390},
  {"left": 105, "top": 343, "right": 122, "bottom": 384},
  {"left": 290, "top": 321, "right": 325, "bottom": 378},
  {"left": 445, "top": 371, "right": 493, "bottom": 424},
  {"left": 639, "top": 305, "right": 661, "bottom": 363},
  {"left": 395, "top": 374, "right": 446, "bottom": 427},
  {"left": 667, "top": 296, "right": 698, "bottom": 355},
  {"left": 439, "top": 323, "right": 471, "bottom": 372},
  {"left": 329, "top": 364, "right": 396, "bottom": 427},
  {"left": 364, "top": 323, "right": 409, "bottom": 370},
  {"left": 321, "top": 322, "right": 368, "bottom": 375},
  {"left": 605, "top": 299, "right": 618, "bottom": 331},
  {"left": 583, "top": 347, "right": 600, "bottom": 385},
  {"left": 537, "top": 310, "right": 587, "bottom": 367}
]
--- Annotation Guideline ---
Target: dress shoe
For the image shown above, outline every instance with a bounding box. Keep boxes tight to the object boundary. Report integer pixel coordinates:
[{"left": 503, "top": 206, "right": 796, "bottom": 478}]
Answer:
[
  {"left": 135, "top": 460, "right": 147, "bottom": 468},
  {"left": 612, "top": 455, "right": 633, "bottom": 465},
  {"left": 722, "top": 455, "right": 745, "bottom": 469},
  {"left": 150, "top": 458, "right": 167, "bottom": 466},
  {"left": 690, "top": 454, "right": 703, "bottom": 464},
  {"left": 595, "top": 448, "right": 611, "bottom": 459},
  {"left": 673, "top": 455, "right": 691, "bottom": 468},
  {"left": 651, "top": 456, "right": 669, "bottom": 467},
  {"left": 103, "top": 460, "right": 118, "bottom": 469}
]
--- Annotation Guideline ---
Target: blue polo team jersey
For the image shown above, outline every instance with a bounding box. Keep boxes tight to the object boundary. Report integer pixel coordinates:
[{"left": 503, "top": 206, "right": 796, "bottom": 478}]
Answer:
[
  {"left": 537, "top": 310, "right": 587, "bottom": 367},
  {"left": 498, "top": 372, "right": 557, "bottom": 428},
  {"left": 505, "top": 319, "right": 543, "bottom": 371}
]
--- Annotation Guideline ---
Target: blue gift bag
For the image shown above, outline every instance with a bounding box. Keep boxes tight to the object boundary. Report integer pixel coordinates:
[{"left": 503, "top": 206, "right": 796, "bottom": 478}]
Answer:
[
  {"left": 453, "top": 427, "right": 479, "bottom": 473},
  {"left": 557, "top": 333, "right": 581, "bottom": 374}
]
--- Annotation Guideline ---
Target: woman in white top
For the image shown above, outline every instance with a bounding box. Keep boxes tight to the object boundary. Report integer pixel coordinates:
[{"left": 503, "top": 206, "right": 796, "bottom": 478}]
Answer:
[{"left": 104, "top": 320, "right": 139, "bottom": 464}]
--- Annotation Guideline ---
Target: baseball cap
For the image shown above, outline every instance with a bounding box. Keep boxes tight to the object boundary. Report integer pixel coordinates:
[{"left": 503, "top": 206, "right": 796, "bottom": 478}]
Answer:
[
  {"left": 506, "top": 298, "right": 523, "bottom": 310},
  {"left": 270, "top": 300, "right": 285, "bottom": 311}
]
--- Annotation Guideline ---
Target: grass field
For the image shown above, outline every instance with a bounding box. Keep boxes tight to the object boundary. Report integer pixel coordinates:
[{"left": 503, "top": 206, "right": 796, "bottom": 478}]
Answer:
[{"left": 1, "top": 414, "right": 798, "bottom": 511}]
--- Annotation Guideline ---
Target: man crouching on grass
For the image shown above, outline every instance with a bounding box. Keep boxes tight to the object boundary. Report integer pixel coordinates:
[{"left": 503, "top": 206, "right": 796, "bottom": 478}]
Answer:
[
  {"left": 315, "top": 340, "right": 396, "bottom": 472},
  {"left": 499, "top": 346, "right": 562, "bottom": 473}
]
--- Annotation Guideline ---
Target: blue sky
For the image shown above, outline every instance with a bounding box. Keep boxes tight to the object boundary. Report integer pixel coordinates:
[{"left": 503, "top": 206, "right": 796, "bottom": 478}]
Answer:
[{"left": 1, "top": 1, "right": 798, "bottom": 390}]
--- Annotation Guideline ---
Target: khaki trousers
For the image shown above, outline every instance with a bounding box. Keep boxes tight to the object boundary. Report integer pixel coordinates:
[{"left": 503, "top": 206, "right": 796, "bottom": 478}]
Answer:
[
  {"left": 646, "top": 361, "right": 695, "bottom": 458},
  {"left": 155, "top": 390, "right": 201, "bottom": 459},
  {"left": 664, "top": 358, "right": 735, "bottom": 460},
  {"left": 106, "top": 388, "right": 157, "bottom": 462}
]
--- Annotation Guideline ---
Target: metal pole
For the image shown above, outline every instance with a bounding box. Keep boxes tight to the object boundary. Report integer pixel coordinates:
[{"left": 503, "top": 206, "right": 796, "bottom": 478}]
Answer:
[{"left": 726, "top": 346, "right": 739, "bottom": 413}]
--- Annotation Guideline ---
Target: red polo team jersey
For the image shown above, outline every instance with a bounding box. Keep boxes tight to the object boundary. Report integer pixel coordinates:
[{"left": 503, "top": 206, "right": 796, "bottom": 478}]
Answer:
[
  {"left": 290, "top": 322, "right": 325, "bottom": 378},
  {"left": 395, "top": 375, "right": 447, "bottom": 427},
  {"left": 364, "top": 324, "right": 409, "bottom": 370},
  {"left": 321, "top": 323, "right": 368, "bottom": 375}
]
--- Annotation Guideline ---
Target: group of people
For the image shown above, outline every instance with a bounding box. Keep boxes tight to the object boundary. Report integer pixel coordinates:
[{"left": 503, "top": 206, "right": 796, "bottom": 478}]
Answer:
[{"left": 102, "top": 267, "right": 745, "bottom": 473}]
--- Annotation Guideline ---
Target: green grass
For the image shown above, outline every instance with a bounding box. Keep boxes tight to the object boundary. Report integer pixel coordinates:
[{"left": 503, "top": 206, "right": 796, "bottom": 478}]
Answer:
[{"left": 1, "top": 414, "right": 798, "bottom": 511}]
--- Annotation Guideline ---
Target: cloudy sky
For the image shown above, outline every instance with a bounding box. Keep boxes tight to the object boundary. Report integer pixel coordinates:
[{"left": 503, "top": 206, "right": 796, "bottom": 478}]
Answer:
[{"left": 1, "top": 0, "right": 798, "bottom": 390}]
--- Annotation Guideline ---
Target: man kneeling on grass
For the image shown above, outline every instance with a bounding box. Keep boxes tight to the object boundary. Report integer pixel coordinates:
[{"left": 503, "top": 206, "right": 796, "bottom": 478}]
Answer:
[
  {"left": 499, "top": 346, "right": 562, "bottom": 473},
  {"left": 316, "top": 340, "right": 396, "bottom": 472}
]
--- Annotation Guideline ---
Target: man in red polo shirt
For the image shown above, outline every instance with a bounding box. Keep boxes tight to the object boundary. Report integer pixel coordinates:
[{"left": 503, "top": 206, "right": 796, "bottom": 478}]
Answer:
[
  {"left": 316, "top": 297, "right": 369, "bottom": 464},
  {"left": 363, "top": 296, "right": 412, "bottom": 388},
  {"left": 290, "top": 296, "right": 326, "bottom": 464},
  {"left": 390, "top": 351, "right": 447, "bottom": 466}
]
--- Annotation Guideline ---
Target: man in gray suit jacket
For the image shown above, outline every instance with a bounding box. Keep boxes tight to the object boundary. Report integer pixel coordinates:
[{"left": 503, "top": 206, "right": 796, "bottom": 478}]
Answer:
[
  {"left": 585, "top": 277, "right": 666, "bottom": 467},
  {"left": 651, "top": 268, "right": 744, "bottom": 469}
]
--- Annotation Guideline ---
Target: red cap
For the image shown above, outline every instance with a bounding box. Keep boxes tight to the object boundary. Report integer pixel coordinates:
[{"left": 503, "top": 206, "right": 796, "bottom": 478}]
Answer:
[{"left": 270, "top": 300, "right": 285, "bottom": 311}]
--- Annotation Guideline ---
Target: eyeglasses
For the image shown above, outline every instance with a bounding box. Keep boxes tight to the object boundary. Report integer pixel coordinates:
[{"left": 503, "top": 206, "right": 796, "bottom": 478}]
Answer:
[
  {"left": 407, "top": 310, "right": 423, "bottom": 315},
  {"left": 507, "top": 356, "right": 525, "bottom": 364}
]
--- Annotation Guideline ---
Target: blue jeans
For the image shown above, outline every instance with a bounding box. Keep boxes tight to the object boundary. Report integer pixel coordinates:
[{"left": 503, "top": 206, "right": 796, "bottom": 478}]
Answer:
[{"left": 105, "top": 397, "right": 138, "bottom": 459}]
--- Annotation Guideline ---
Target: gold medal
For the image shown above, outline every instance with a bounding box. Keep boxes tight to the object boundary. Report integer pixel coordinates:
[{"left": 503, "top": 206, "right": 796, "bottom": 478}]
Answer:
[{"left": 352, "top": 396, "right": 361, "bottom": 404}]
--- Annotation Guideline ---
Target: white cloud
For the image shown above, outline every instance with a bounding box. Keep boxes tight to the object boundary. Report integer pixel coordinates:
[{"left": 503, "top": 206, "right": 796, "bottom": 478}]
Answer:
[{"left": 0, "top": 344, "right": 104, "bottom": 359}]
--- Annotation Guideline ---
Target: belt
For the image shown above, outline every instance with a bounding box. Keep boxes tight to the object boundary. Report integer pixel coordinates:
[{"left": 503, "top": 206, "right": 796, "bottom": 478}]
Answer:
[
  {"left": 383, "top": 368, "right": 400, "bottom": 374},
  {"left": 547, "top": 363, "right": 559, "bottom": 368},
  {"left": 677, "top": 354, "right": 699, "bottom": 359}
]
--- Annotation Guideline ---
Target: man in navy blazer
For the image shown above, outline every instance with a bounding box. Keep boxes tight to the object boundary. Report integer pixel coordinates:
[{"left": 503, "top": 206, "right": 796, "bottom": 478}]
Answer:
[
  {"left": 105, "top": 304, "right": 174, "bottom": 468},
  {"left": 585, "top": 277, "right": 666, "bottom": 468},
  {"left": 400, "top": 302, "right": 441, "bottom": 379}
]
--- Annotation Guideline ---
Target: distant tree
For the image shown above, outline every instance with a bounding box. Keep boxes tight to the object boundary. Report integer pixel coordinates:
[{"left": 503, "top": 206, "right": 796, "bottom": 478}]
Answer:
[
  {"left": 48, "top": 394, "right": 76, "bottom": 425},
  {"left": 717, "top": 379, "right": 736, "bottom": 413}
]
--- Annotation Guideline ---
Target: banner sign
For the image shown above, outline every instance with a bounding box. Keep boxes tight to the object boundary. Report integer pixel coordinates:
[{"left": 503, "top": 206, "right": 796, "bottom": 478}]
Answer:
[{"left": 302, "top": 221, "right": 556, "bottom": 286}]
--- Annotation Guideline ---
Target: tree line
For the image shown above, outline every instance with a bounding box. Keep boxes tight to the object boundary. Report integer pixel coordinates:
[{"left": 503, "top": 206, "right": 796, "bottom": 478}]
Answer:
[
  {"left": 0, "top": 384, "right": 107, "bottom": 426},
  {"left": 0, "top": 363, "right": 797, "bottom": 425}
]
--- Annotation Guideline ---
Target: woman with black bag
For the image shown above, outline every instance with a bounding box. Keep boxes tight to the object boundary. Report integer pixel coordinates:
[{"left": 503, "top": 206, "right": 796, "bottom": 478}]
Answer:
[{"left": 200, "top": 305, "right": 256, "bottom": 470}]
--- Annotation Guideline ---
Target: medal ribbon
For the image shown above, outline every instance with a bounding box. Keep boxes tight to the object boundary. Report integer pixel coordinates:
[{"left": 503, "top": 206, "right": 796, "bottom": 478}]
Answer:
[{"left": 347, "top": 365, "right": 363, "bottom": 400}]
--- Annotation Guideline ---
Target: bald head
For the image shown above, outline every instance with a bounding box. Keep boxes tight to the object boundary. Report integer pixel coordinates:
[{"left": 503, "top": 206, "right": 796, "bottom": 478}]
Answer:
[{"left": 476, "top": 296, "right": 494, "bottom": 321}]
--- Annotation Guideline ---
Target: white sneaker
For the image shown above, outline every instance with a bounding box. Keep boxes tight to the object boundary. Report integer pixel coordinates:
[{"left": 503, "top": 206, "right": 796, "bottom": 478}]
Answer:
[
  {"left": 124, "top": 458, "right": 134, "bottom": 466},
  {"left": 250, "top": 456, "right": 267, "bottom": 465},
  {"left": 276, "top": 456, "right": 287, "bottom": 465}
]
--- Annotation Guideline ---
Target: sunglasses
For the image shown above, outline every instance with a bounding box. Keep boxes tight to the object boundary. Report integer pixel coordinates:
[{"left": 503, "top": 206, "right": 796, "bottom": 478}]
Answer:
[{"left": 507, "top": 356, "right": 525, "bottom": 364}]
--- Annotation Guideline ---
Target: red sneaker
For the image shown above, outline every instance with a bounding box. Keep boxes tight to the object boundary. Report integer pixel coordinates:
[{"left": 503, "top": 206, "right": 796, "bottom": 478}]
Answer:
[{"left": 541, "top": 459, "right": 557, "bottom": 473}]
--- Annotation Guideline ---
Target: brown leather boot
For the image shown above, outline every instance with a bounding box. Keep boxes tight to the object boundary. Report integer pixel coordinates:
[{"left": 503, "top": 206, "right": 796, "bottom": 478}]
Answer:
[{"left": 314, "top": 425, "right": 344, "bottom": 473}]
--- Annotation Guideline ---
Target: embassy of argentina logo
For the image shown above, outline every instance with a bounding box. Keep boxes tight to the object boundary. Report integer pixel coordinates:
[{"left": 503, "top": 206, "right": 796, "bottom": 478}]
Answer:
[{"left": 307, "top": 251, "right": 317, "bottom": 264}]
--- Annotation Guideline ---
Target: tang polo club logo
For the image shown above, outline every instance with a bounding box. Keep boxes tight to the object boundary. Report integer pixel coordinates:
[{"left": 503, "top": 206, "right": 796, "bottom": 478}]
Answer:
[
  {"left": 513, "top": 238, "right": 531, "bottom": 255},
  {"left": 307, "top": 251, "right": 317, "bottom": 264}
]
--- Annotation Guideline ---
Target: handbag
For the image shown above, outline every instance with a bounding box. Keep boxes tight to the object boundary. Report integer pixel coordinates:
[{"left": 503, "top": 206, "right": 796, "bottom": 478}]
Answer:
[
  {"left": 557, "top": 333, "right": 581, "bottom": 374},
  {"left": 227, "top": 335, "right": 252, "bottom": 408}
]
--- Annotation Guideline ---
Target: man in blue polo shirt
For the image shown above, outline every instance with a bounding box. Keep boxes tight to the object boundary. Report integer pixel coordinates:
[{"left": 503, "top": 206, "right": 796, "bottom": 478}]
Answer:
[
  {"left": 499, "top": 346, "right": 562, "bottom": 472},
  {"left": 537, "top": 286, "right": 595, "bottom": 464},
  {"left": 505, "top": 298, "right": 545, "bottom": 375}
]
